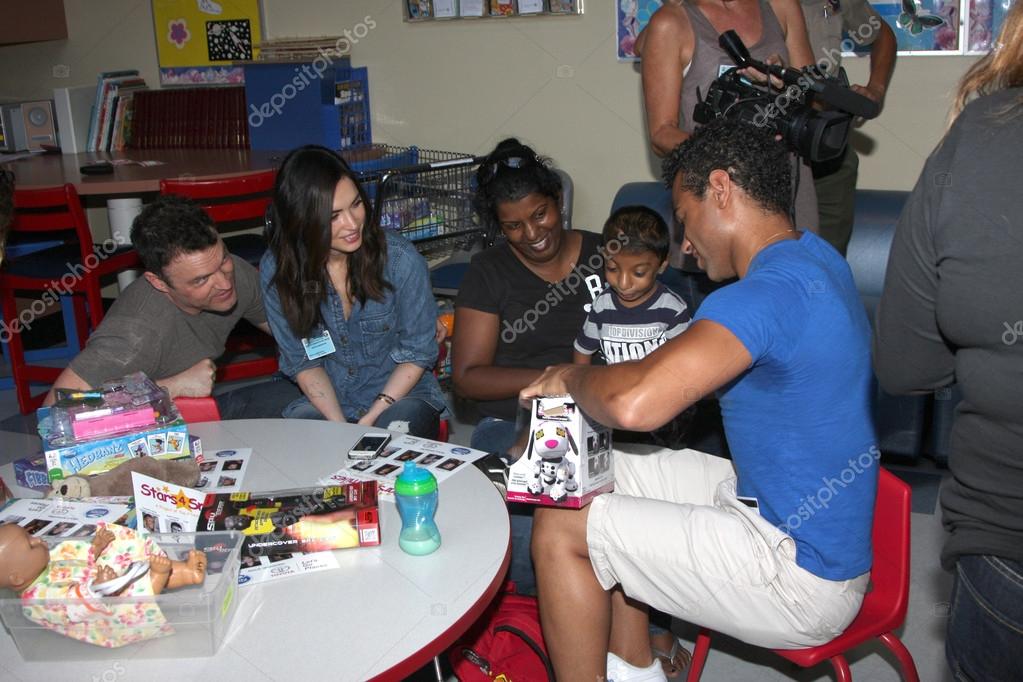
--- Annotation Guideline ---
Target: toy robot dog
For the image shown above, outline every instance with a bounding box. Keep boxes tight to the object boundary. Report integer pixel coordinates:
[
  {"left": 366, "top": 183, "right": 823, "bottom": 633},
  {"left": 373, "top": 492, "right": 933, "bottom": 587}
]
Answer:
[{"left": 525, "top": 422, "right": 580, "bottom": 503}]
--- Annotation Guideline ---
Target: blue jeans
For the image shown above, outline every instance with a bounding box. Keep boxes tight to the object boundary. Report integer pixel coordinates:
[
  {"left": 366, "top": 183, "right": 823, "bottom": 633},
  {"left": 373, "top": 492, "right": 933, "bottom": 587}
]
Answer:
[
  {"left": 469, "top": 416, "right": 519, "bottom": 455},
  {"left": 946, "top": 554, "right": 1023, "bottom": 682},
  {"left": 471, "top": 417, "right": 536, "bottom": 593},
  {"left": 282, "top": 395, "right": 441, "bottom": 439},
  {"left": 214, "top": 374, "right": 305, "bottom": 419}
]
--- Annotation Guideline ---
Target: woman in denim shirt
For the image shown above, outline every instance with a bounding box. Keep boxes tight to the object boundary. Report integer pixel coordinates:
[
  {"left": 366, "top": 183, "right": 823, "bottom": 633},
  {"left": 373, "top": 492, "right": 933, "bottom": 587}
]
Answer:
[{"left": 260, "top": 146, "right": 448, "bottom": 437}]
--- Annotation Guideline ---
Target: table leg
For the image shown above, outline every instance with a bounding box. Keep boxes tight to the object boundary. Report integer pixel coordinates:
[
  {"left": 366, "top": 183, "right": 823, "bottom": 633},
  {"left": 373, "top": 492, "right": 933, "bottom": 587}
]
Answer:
[{"left": 107, "top": 197, "right": 143, "bottom": 290}]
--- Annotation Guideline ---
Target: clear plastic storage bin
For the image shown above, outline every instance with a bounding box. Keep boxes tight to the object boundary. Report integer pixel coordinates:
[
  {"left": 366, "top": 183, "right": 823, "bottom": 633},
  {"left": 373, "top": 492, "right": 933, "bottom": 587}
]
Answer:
[{"left": 0, "top": 531, "right": 242, "bottom": 661}]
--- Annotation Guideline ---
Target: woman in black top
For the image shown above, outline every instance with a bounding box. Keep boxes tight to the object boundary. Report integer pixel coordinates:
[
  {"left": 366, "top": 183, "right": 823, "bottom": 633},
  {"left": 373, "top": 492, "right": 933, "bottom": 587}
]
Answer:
[
  {"left": 453, "top": 139, "right": 604, "bottom": 455},
  {"left": 452, "top": 139, "right": 604, "bottom": 599}
]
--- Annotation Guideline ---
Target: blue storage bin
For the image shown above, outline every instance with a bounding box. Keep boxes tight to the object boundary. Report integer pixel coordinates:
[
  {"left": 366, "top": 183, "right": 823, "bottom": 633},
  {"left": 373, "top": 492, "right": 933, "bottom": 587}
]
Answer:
[
  {"left": 243, "top": 60, "right": 348, "bottom": 151},
  {"left": 335, "top": 66, "right": 371, "bottom": 149}
]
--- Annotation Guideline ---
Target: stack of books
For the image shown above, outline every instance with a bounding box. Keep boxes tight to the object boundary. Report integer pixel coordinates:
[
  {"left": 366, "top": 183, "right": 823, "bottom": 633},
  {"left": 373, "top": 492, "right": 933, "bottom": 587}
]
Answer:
[
  {"left": 129, "top": 87, "right": 249, "bottom": 150},
  {"left": 87, "top": 70, "right": 148, "bottom": 152}
]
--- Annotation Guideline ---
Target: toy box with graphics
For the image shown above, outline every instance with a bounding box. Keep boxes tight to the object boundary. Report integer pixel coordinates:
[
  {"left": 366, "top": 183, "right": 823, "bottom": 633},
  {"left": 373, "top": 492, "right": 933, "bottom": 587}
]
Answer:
[
  {"left": 36, "top": 373, "right": 192, "bottom": 482},
  {"left": 199, "top": 482, "right": 381, "bottom": 561},
  {"left": 40, "top": 418, "right": 191, "bottom": 483},
  {"left": 506, "top": 396, "right": 614, "bottom": 508}
]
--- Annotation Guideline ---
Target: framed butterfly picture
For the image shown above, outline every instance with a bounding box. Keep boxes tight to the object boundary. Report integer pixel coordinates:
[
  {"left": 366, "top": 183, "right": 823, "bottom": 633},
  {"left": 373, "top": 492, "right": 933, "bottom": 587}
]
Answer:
[
  {"left": 844, "top": 0, "right": 961, "bottom": 54},
  {"left": 889, "top": 0, "right": 960, "bottom": 52}
]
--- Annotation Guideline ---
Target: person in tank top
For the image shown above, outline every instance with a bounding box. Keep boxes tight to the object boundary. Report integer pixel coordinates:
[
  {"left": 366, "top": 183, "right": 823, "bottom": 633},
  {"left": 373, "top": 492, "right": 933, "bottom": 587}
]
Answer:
[{"left": 637, "top": 0, "right": 819, "bottom": 280}]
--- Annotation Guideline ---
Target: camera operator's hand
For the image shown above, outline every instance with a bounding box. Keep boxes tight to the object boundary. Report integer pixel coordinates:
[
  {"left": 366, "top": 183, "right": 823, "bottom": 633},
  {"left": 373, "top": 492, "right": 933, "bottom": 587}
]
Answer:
[
  {"left": 738, "top": 54, "right": 787, "bottom": 90},
  {"left": 851, "top": 83, "right": 887, "bottom": 124}
]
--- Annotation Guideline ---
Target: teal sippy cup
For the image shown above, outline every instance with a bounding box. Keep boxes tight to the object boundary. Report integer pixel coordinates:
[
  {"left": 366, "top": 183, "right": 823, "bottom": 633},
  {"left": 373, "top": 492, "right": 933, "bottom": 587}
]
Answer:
[{"left": 394, "top": 461, "right": 441, "bottom": 555}]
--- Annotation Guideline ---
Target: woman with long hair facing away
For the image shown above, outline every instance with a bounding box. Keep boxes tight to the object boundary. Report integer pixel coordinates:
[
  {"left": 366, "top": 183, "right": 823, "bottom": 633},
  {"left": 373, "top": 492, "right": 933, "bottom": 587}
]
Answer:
[
  {"left": 261, "top": 145, "right": 448, "bottom": 438},
  {"left": 873, "top": 5, "right": 1023, "bottom": 679}
]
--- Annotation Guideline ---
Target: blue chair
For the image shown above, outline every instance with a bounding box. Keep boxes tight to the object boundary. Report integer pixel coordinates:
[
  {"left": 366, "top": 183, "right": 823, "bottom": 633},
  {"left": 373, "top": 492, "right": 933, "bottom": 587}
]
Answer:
[{"left": 0, "top": 239, "right": 82, "bottom": 389}]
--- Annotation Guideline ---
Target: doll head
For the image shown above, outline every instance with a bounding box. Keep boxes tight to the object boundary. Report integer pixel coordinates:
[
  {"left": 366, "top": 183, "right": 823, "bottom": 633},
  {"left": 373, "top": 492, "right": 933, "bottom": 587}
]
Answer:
[{"left": 0, "top": 524, "right": 50, "bottom": 594}]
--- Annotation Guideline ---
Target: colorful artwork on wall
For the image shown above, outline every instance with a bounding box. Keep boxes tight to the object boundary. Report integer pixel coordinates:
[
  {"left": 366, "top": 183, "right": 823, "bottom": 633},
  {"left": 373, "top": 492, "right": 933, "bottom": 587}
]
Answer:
[
  {"left": 616, "top": 0, "right": 1015, "bottom": 58},
  {"left": 152, "top": 0, "right": 263, "bottom": 86},
  {"left": 617, "top": 0, "right": 662, "bottom": 60}
]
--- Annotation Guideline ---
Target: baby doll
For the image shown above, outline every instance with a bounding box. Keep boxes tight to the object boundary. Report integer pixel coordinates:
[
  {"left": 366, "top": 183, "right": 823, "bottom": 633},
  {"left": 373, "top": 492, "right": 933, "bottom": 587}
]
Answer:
[{"left": 0, "top": 522, "right": 206, "bottom": 647}]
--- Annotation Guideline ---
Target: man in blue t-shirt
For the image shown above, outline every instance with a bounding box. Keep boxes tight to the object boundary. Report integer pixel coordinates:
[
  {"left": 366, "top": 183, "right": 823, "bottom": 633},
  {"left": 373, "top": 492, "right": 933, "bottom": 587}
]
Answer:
[{"left": 523, "top": 119, "right": 878, "bottom": 682}]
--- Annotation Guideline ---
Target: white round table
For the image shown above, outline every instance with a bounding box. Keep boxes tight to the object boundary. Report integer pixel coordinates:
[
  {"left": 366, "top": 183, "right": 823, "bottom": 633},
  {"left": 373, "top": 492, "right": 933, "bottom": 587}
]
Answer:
[{"left": 0, "top": 420, "right": 511, "bottom": 681}]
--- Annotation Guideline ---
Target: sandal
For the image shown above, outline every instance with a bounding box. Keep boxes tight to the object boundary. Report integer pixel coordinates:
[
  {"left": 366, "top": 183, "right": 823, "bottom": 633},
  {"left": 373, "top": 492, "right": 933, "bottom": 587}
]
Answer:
[{"left": 651, "top": 637, "right": 692, "bottom": 679}]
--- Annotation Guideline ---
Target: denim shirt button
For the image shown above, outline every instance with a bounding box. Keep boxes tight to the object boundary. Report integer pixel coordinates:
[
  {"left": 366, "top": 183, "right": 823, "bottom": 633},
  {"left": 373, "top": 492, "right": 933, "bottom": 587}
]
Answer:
[
  {"left": 341, "top": 337, "right": 347, "bottom": 345},
  {"left": 348, "top": 367, "right": 356, "bottom": 376}
]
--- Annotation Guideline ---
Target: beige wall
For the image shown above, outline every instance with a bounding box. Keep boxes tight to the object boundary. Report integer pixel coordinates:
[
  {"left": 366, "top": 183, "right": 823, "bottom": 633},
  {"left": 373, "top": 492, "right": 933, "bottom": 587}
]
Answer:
[{"left": 1, "top": 0, "right": 978, "bottom": 231}]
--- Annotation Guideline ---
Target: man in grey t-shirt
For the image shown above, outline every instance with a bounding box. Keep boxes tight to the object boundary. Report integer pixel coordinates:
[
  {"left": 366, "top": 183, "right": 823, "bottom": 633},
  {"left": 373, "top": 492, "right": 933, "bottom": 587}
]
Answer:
[{"left": 45, "top": 196, "right": 301, "bottom": 418}]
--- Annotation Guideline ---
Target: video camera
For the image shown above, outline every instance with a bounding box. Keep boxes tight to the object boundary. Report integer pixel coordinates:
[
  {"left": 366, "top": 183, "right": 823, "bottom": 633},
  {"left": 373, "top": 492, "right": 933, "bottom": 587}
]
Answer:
[{"left": 693, "top": 30, "right": 880, "bottom": 162}]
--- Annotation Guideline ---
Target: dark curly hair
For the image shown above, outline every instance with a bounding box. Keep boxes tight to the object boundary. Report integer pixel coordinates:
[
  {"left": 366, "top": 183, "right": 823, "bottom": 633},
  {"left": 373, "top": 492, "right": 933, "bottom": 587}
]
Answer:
[
  {"left": 474, "top": 138, "right": 563, "bottom": 241},
  {"left": 661, "top": 119, "right": 792, "bottom": 217},
  {"left": 602, "top": 205, "right": 669, "bottom": 262},
  {"left": 130, "top": 195, "right": 218, "bottom": 279}
]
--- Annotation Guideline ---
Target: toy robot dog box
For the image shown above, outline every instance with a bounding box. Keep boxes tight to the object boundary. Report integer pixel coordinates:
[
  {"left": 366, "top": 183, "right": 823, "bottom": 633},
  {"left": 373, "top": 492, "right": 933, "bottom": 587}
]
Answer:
[{"left": 506, "top": 396, "right": 614, "bottom": 508}]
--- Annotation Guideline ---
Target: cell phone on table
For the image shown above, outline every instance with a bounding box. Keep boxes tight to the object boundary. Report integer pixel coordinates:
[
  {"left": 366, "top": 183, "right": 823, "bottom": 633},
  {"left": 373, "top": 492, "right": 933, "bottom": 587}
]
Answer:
[{"left": 348, "top": 433, "right": 391, "bottom": 460}]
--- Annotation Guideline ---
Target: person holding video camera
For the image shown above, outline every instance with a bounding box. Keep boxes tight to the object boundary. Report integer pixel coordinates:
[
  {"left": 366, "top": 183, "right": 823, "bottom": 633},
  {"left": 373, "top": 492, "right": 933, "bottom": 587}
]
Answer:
[{"left": 637, "top": 0, "right": 818, "bottom": 312}]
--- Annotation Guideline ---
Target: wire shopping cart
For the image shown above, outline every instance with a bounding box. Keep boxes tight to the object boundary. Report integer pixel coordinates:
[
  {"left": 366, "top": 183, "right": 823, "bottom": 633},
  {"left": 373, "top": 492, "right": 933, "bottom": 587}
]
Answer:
[{"left": 343, "top": 144, "right": 485, "bottom": 261}]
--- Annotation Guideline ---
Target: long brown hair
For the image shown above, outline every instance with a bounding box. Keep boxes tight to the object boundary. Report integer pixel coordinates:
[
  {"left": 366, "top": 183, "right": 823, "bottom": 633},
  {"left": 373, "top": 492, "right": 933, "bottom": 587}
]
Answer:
[
  {"left": 948, "top": 0, "right": 1023, "bottom": 124},
  {"left": 268, "top": 146, "right": 391, "bottom": 338}
]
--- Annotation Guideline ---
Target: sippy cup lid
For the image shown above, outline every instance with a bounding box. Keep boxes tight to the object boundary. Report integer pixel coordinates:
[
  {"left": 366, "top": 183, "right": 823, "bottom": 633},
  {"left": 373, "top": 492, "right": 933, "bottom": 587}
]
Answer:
[{"left": 395, "top": 461, "right": 438, "bottom": 495}]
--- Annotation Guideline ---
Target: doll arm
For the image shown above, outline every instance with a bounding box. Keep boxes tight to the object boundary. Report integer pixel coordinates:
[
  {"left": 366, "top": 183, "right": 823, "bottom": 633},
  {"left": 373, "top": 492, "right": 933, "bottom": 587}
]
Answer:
[{"left": 90, "top": 527, "right": 115, "bottom": 557}]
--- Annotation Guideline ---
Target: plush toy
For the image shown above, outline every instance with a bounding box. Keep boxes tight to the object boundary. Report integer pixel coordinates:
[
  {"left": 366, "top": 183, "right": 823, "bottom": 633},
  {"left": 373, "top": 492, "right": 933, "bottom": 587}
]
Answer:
[
  {"left": 0, "top": 522, "right": 207, "bottom": 647},
  {"left": 49, "top": 456, "right": 200, "bottom": 499},
  {"left": 525, "top": 421, "right": 580, "bottom": 503}
]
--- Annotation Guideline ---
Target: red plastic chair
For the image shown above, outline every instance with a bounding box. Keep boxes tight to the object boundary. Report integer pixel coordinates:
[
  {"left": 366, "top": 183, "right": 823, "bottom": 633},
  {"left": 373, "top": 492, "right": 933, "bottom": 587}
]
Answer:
[
  {"left": 173, "top": 396, "right": 222, "bottom": 423},
  {"left": 0, "top": 184, "right": 141, "bottom": 413},
  {"left": 160, "top": 171, "right": 278, "bottom": 383},
  {"left": 686, "top": 467, "right": 919, "bottom": 682}
]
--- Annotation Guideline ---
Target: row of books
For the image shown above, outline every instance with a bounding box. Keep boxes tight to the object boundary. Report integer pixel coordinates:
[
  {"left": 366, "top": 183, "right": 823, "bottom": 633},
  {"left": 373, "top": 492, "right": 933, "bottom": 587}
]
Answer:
[
  {"left": 254, "top": 36, "right": 349, "bottom": 62},
  {"left": 86, "top": 70, "right": 148, "bottom": 152},
  {"left": 130, "top": 87, "right": 249, "bottom": 150}
]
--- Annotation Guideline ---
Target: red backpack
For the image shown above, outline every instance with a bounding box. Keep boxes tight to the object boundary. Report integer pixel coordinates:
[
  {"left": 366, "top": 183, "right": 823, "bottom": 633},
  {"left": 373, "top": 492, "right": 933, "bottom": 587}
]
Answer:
[{"left": 449, "top": 582, "right": 555, "bottom": 682}]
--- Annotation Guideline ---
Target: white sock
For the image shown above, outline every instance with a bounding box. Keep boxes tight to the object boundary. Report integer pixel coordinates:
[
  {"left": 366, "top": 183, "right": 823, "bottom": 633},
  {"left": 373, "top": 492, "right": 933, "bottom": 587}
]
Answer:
[{"left": 606, "top": 651, "right": 668, "bottom": 682}]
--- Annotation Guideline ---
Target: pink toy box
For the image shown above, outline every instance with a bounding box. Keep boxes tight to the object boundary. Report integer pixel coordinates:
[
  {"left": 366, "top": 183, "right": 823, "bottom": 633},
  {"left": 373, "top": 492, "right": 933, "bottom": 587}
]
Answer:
[{"left": 37, "top": 372, "right": 191, "bottom": 482}]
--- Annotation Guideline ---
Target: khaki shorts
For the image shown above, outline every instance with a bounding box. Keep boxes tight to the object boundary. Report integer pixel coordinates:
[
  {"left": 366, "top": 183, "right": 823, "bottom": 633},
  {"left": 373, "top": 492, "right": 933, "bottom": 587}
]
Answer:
[{"left": 586, "top": 445, "right": 868, "bottom": 649}]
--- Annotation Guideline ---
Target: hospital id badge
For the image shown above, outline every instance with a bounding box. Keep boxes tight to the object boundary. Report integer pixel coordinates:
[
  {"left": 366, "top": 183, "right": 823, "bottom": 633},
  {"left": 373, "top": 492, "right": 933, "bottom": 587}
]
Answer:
[{"left": 302, "top": 330, "right": 336, "bottom": 360}]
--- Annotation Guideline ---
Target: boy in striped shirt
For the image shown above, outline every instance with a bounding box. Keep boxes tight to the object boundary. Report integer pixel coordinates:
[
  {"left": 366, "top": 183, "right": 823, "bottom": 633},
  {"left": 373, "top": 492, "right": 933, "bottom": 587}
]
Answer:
[{"left": 574, "top": 206, "right": 691, "bottom": 367}]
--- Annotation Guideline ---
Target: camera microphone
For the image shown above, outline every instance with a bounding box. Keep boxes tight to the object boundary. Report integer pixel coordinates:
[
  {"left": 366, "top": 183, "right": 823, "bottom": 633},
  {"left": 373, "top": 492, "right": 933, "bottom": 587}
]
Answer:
[
  {"left": 717, "top": 30, "right": 879, "bottom": 120},
  {"left": 719, "top": 30, "right": 753, "bottom": 68}
]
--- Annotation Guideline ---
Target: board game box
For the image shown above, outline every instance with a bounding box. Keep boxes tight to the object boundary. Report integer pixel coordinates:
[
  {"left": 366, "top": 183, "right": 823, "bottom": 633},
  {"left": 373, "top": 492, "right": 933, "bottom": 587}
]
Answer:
[{"left": 198, "top": 482, "right": 380, "bottom": 560}]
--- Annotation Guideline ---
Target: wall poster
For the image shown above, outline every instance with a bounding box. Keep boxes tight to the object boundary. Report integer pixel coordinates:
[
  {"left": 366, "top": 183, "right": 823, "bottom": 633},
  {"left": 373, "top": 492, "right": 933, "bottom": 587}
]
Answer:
[{"left": 152, "top": 0, "right": 263, "bottom": 85}]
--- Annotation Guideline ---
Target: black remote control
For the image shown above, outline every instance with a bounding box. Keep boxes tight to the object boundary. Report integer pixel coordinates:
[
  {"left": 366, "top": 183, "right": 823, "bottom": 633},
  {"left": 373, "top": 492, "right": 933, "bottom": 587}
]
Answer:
[{"left": 79, "top": 162, "right": 114, "bottom": 175}]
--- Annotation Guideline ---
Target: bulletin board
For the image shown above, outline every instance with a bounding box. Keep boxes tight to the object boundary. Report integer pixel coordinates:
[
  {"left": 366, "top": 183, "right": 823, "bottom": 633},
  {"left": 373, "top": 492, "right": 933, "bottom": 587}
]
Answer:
[
  {"left": 616, "top": 0, "right": 1015, "bottom": 60},
  {"left": 152, "top": 0, "right": 263, "bottom": 85}
]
